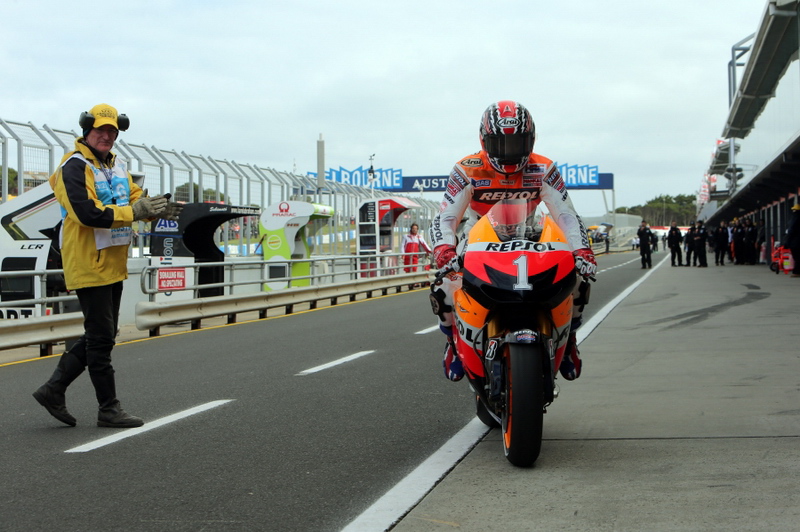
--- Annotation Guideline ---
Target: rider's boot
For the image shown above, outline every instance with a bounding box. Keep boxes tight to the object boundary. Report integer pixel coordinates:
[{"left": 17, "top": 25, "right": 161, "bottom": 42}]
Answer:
[
  {"left": 442, "top": 338, "right": 464, "bottom": 382},
  {"left": 559, "top": 331, "right": 582, "bottom": 381}
]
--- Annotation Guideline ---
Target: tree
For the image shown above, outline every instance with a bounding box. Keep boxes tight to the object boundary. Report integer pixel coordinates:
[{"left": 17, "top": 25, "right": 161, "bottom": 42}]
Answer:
[
  {"left": 615, "top": 194, "right": 696, "bottom": 226},
  {"left": 173, "top": 181, "right": 228, "bottom": 203},
  {"left": 1, "top": 166, "right": 19, "bottom": 196}
]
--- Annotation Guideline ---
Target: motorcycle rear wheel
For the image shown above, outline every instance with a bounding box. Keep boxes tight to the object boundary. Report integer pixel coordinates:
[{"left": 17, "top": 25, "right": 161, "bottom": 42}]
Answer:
[{"left": 502, "top": 343, "right": 545, "bottom": 467}]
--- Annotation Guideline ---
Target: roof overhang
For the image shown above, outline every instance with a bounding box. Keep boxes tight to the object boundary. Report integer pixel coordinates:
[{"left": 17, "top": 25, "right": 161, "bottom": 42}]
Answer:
[
  {"left": 707, "top": 131, "right": 800, "bottom": 223},
  {"left": 723, "top": 0, "right": 799, "bottom": 139},
  {"left": 706, "top": 140, "right": 740, "bottom": 176}
]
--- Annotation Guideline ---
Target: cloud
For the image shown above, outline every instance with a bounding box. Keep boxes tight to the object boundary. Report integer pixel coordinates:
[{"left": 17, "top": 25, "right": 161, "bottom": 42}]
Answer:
[{"left": 1, "top": 0, "right": 765, "bottom": 215}]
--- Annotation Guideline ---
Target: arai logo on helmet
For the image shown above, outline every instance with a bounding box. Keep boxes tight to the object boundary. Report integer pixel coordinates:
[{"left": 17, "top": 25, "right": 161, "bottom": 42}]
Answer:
[{"left": 497, "top": 117, "right": 520, "bottom": 128}]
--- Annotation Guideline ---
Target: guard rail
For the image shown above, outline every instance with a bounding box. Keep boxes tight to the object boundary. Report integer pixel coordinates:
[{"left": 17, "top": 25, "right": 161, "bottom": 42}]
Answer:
[{"left": 136, "top": 270, "right": 433, "bottom": 336}]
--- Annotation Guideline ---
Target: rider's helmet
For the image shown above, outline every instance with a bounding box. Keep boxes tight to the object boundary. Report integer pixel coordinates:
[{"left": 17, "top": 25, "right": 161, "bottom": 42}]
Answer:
[{"left": 479, "top": 100, "right": 535, "bottom": 174}]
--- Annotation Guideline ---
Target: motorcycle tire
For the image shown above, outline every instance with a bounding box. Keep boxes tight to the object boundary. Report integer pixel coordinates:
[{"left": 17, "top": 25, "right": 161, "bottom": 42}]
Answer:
[
  {"left": 502, "top": 343, "right": 545, "bottom": 467},
  {"left": 475, "top": 395, "right": 500, "bottom": 429}
]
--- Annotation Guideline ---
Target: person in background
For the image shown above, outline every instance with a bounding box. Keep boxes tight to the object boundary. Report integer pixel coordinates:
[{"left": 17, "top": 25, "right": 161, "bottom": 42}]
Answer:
[
  {"left": 401, "top": 223, "right": 432, "bottom": 273},
  {"left": 32, "top": 103, "right": 183, "bottom": 428},
  {"left": 732, "top": 218, "right": 746, "bottom": 264},
  {"left": 713, "top": 220, "right": 729, "bottom": 266},
  {"left": 429, "top": 100, "right": 595, "bottom": 383},
  {"left": 684, "top": 223, "right": 696, "bottom": 266},
  {"left": 784, "top": 203, "right": 800, "bottom": 278},
  {"left": 743, "top": 218, "right": 758, "bottom": 265},
  {"left": 637, "top": 220, "right": 653, "bottom": 269},
  {"left": 667, "top": 220, "right": 683, "bottom": 267},
  {"left": 693, "top": 220, "right": 708, "bottom": 267}
]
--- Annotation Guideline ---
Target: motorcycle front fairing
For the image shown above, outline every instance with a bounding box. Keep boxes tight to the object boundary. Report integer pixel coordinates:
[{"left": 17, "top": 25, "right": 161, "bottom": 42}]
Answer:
[{"left": 453, "top": 199, "right": 577, "bottom": 386}]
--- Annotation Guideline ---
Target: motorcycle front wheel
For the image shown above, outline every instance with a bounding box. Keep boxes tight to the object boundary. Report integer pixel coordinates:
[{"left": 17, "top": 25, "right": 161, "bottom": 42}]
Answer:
[{"left": 502, "top": 343, "right": 545, "bottom": 467}]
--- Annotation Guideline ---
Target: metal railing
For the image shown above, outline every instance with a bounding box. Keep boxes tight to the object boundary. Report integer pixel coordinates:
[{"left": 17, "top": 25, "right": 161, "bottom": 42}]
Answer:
[
  {"left": 139, "top": 252, "right": 432, "bottom": 300},
  {"left": 0, "top": 252, "right": 433, "bottom": 354},
  {"left": 0, "top": 269, "right": 78, "bottom": 316}
]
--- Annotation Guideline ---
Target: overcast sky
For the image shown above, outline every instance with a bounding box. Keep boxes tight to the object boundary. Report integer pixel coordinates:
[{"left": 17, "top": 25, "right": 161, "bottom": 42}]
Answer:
[{"left": 2, "top": 0, "right": 766, "bottom": 216}]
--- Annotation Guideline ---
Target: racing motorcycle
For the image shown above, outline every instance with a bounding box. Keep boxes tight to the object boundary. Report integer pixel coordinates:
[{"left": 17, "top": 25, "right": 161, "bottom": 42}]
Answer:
[{"left": 435, "top": 199, "right": 587, "bottom": 467}]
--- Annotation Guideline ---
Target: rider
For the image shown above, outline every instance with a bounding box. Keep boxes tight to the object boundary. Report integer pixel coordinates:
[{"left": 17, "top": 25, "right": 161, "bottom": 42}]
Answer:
[{"left": 429, "top": 100, "right": 596, "bottom": 382}]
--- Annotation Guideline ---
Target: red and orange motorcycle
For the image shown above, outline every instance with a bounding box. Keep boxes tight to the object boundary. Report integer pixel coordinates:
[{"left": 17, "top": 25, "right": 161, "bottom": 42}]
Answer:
[{"left": 436, "top": 199, "right": 585, "bottom": 467}]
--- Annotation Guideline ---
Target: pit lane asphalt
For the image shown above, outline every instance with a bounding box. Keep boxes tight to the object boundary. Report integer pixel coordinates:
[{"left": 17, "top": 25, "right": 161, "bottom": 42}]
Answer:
[
  {"left": 7, "top": 251, "right": 783, "bottom": 531},
  {"left": 391, "top": 252, "right": 800, "bottom": 532}
]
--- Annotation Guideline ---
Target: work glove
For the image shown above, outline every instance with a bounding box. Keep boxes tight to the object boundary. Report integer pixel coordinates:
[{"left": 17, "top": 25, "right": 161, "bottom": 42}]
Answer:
[
  {"left": 573, "top": 248, "right": 597, "bottom": 279},
  {"left": 156, "top": 201, "right": 184, "bottom": 221},
  {"left": 132, "top": 194, "right": 168, "bottom": 221},
  {"left": 434, "top": 245, "right": 458, "bottom": 271}
]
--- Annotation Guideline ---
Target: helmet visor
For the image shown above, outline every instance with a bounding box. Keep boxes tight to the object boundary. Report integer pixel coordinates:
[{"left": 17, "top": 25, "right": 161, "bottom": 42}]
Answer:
[{"left": 483, "top": 133, "right": 533, "bottom": 165}]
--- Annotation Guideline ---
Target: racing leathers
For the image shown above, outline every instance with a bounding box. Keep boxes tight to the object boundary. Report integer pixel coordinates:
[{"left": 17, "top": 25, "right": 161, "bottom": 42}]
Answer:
[{"left": 430, "top": 150, "right": 592, "bottom": 380}]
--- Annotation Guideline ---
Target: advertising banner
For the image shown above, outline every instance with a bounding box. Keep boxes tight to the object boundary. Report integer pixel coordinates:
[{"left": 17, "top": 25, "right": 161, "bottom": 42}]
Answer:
[{"left": 312, "top": 165, "right": 613, "bottom": 192}]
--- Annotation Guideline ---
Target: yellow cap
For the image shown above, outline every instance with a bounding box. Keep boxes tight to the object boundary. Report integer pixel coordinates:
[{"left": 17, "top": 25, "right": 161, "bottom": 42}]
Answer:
[
  {"left": 88, "top": 103, "right": 120, "bottom": 129},
  {"left": 792, "top": 204, "right": 800, "bottom": 211}
]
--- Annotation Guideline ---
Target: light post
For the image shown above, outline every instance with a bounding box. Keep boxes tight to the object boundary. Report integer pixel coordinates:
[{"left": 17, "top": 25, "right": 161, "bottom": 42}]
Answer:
[{"left": 367, "top": 153, "right": 375, "bottom": 199}]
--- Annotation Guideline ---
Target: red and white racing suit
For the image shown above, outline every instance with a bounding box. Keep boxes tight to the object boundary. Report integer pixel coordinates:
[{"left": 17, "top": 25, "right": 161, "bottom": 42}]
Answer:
[
  {"left": 401, "top": 232, "right": 432, "bottom": 272},
  {"left": 430, "top": 150, "right": 591, "bottom": 334}
]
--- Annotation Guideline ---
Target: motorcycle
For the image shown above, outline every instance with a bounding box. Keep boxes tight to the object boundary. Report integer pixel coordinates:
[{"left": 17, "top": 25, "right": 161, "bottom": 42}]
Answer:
[{"left": 435, "top": 199, "right": 587, "bottom": 467}]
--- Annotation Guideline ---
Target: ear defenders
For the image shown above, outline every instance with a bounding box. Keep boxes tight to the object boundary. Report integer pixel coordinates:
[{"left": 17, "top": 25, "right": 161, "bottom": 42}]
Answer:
[{"left": 78, "top": 111, "right": 130, "bottom": 131}]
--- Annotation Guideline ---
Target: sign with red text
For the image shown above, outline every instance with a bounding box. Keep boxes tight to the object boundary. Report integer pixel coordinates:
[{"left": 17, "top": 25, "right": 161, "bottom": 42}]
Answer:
[{"left": 157, "top": 268, "right": 186, "bottom": 291}]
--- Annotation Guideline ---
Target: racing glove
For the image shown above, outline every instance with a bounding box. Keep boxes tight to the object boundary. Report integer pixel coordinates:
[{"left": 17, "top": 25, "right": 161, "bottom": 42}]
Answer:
[
  {"left": 434, "top": 245, "right": 458, "bottom": 271},
  {"left": 132, "top": 194, "right": 168, "bottom": 221},
  {"left": 573, "top": 248, "right": 597, "bottom": 279}
]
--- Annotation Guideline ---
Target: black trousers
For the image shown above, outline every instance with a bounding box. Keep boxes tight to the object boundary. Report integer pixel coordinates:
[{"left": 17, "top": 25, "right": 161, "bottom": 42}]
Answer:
[
  {"left": 670, "top": 245, "right": 682, "bottom": 265},
  {"left": 696, "top": 246, "right": 708, "bottom": 267},
  {"left": 640, "top": 249, "right": 652, "bottom": 268},
  {"left": 73, "top": 282, "right": 124, "bottom": 378},
  {"left": 791, "top": 246, "right": 800, "bottom": 274},
  {"left": 715, "top": 247, "right": 727, "bottom": 265}
]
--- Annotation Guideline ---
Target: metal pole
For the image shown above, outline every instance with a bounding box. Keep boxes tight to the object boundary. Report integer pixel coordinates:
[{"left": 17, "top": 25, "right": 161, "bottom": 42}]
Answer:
[
  {"left": 0, "top": 126, "right": 8, "bottom": 202},
  {"left": 317, "top": 134, "right": 325, "bottom": 204}
]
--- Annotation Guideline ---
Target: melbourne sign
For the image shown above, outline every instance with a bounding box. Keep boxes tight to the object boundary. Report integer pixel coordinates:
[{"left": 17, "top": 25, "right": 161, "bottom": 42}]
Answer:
[{"left": 311, "top": 164, "right": 613, "bottom": 192}]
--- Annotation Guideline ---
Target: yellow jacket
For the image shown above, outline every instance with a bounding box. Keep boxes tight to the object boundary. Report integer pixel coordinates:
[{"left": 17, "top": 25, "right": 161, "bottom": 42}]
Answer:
[{"left": 49, "top": 139, "right": 143, "bottom": 290}]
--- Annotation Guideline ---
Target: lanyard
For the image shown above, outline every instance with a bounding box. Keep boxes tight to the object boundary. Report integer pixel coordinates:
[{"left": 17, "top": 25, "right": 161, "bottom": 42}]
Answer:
[{"left": 100, "top": 165, "right": 117, "bottom": 204}]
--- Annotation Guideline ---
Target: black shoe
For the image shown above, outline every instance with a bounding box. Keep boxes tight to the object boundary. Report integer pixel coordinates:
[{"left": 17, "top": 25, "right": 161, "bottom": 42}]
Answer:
[
  {"left": 32, "top": 385, "right": 76, "bottom": 427},
  {"left": 98, "top": 401, "right": 144, "bottom": 428}
]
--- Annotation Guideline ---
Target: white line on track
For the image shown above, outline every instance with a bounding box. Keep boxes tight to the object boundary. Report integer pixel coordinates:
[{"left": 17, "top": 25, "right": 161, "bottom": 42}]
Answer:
[
  {"left": 415, "top": 325, "right": 439, "bottom": 335},
  {"left": 65, "top": 400, "right": 234, "bottom": 453},
  {"left": 295, "top": 350, "right": 376, "bottom": 376},
  {"left": 340, "top": 418, "right": 489, "bottom": 532},
  {"left": 341, "top": 254, "right": 668, "bottom": 531}
]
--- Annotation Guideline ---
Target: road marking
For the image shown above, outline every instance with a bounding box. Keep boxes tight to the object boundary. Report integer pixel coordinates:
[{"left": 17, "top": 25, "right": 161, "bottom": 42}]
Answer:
[
  {"left": 295, "top": 350, "right": 376, "bottom": 376},
  {"left": 415, "top": 325, "right": 439, "bottom": 335},
  {"left": 597, "top": 256, "right": 640, "bottom": 273},
  {"left": 64, "top": 400, "right": 234, "bottom": 453},
  {"left": 577, "top": 253, "right": 668, "bottom": 343},
  {"left": 340, "top": 417, "right": 489, "bottom": 532},
  {"left": 343, "top": 256, "right": 667, "bottom": 530}
]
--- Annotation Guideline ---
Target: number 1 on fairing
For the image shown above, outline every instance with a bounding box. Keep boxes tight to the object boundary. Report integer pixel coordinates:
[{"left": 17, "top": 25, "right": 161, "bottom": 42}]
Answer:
[{"left": 513, "top": 255, "right": 532, "bottom": 290}]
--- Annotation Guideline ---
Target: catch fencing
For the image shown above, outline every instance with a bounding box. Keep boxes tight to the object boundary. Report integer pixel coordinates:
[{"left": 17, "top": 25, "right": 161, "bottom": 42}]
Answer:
[{"left": 0, "top": 116, "right": 439, "bottom": 255}]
